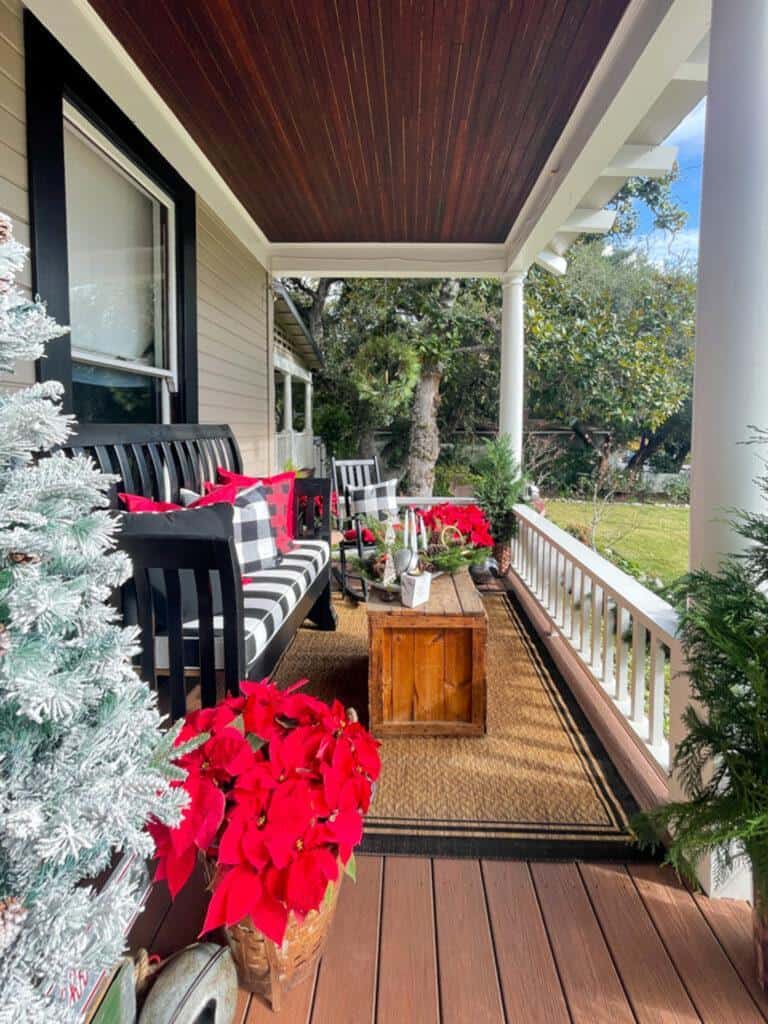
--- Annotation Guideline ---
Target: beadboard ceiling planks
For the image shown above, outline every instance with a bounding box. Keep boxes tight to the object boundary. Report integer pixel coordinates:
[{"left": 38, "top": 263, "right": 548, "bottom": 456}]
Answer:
[{"left": 87, "top": 0, "right": 630, "bottom": 243}]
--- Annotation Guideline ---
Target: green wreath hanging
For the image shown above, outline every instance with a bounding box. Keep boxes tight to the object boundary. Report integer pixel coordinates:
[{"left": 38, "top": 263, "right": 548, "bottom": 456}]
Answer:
[{"left": 350, "top": 334, "right": 420, "bottom": 419}]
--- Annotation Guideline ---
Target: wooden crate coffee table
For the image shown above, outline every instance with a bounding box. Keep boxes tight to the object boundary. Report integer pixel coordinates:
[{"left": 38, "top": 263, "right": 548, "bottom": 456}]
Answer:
[{"left": 367, "top": 572, "right": 487, "bottom": 737}]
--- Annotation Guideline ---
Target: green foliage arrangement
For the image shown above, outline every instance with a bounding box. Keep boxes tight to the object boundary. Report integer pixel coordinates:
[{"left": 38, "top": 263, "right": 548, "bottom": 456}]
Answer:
[
  {"left": 473, "top": 435, "right": 526, "bottom": 543},
  {"left": 349, "top": 334, "right": 420, "bottom": 423},
  {"left": 634, "top": 463, "right": 768, "bottom": 896}
]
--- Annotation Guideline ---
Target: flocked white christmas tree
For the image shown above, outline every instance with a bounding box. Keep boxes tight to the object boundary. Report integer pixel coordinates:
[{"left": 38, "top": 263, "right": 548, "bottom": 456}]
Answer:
[{"left": 0, "top": 214, "right": 185, "bottom": 1021}]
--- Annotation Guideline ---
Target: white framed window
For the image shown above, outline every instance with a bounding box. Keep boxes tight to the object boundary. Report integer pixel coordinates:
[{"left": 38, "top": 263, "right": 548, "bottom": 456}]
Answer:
[{"left": 63, "top": 101, "right": 178, "bottom": 423}]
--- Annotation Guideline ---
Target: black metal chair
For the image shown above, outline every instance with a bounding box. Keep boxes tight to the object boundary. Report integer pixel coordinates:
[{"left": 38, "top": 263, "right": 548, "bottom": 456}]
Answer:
[{"left": 331, "top": 456, "right": 382, "bottom": 601}]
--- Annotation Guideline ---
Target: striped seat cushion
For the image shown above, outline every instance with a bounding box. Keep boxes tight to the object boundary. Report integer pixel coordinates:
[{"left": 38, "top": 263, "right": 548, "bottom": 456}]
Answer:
[{"left": 155, "top": 539, "right": 329, "bottom": 671}]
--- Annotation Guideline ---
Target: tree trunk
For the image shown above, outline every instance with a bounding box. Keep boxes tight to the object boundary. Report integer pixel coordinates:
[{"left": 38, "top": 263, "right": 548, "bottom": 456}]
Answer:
[
  {"left": 572, "top": 422, "right": 613, "bottom": 479},
  {"left": 406, "top": 362, "right": 442, "bottom": 495},
  {"left": 358, "top": 426, "right": 377, "bottom": 459},
  {"left": 626, "top": 408, "right": 691, "bottom": 472},
  {"left": 404, "top": 280, "right": 460, "bottom": 496}
]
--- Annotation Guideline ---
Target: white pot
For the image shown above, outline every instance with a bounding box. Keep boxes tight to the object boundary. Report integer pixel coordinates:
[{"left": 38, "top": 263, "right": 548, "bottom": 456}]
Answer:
[{"left": 400, "top": 571, "right": 431, "bottom": 608}]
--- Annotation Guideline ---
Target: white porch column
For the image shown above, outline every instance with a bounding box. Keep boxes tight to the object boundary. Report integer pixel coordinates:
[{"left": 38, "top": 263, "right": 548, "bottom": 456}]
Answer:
[
  {"left": 689, "top": 0, "right": 768, "bottom": 571},
  {"left": 305, "top": 377, "right": 313, "bottom": 436},
  {"left": 282, "top": 370, "right": 294, "bottom": 465},
  {"left": 499, "top": 271, "right": 525, "bottom": 466},
  {"left": 674, "top": 0, "right": 768, "bottom": 899},
  {"left": 282, "top": 370, "right": 293, "bottom": 434}
]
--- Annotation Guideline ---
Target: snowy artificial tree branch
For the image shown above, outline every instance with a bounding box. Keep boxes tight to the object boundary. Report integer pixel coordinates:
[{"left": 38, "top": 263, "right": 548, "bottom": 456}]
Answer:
[{"left": 0, "top": 213, "right": 184, "bottom": 1022}]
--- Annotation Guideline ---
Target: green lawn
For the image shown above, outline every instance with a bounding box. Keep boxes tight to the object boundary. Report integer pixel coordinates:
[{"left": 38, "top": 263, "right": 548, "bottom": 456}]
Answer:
[{"left": 545, "top": 500, "right": 689, "bottom": 585}]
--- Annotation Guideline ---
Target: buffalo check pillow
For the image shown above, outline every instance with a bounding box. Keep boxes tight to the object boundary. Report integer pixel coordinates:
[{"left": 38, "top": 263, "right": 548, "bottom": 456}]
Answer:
[
  {"left": 215, "top": 468, "right": 296, "bottom": 554},
  {"left": 180, "top": 483, "right": 279, "bottom": 572},
  {"left": 347, "top": 479, "right": 398, "bottom": 521}
]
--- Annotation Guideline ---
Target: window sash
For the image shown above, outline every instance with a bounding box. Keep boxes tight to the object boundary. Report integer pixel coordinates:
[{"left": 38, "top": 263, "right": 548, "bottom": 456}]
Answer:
[{"left": 63, "top": 100, "right": 178, "bottom": 422}]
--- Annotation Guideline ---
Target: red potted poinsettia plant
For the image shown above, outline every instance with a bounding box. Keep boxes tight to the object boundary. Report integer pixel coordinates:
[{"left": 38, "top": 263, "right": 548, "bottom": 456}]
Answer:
[
  {"left": 421, "top": 502, "right": 495, "bottom": 551},
  {"left": 148, "top": 679, "right": 380, "bottom": 1010}
]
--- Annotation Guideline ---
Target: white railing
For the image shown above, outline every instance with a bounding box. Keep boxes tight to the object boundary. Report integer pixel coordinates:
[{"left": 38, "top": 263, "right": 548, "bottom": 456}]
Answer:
[
  {"left": 276, "top": 430, "right": 317, "bottom": 470},
  {"left": 513, "top": 504, "right": 680, "bottom": 772},
  {"left": 276, "top": 431, "right": 292, "bottom": 468}
]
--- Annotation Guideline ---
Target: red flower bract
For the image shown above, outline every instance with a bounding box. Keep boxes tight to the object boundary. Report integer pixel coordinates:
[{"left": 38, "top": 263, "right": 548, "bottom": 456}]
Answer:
[
  {"left": 149, "top": 679, "right": 380, "bottom": 945},
  {"left": 421, "top": 503, "right": 495, "bottom": 548}
]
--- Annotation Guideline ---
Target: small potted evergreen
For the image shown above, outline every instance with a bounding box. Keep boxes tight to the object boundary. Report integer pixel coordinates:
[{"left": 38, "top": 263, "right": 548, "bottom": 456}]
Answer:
[
  {"left": 635, "top": 460, "right": 768, "bottom": 990},
  {"left": 473, "top": 435, "right": 525, "bottom": 575}
]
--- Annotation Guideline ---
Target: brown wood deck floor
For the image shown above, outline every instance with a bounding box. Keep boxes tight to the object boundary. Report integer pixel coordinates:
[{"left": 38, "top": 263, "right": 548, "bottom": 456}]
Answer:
[{"left": 130, "top": 855, "right": 767, "bottom": 1024}]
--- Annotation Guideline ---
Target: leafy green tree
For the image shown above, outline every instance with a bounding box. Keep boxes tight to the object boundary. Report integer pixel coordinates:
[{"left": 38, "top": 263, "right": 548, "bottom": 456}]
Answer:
[
  {"left": 286, "top": 174, "right": 695, "bottom": 490},
  {"left": 288, "top": 277, "right": 499, "bottom": 493},
  {"left": 525, "top": 243, "right": 696, "bottom": 475},
  {"left": 607, "top": 170, "right": 689, "bottom": 239}
]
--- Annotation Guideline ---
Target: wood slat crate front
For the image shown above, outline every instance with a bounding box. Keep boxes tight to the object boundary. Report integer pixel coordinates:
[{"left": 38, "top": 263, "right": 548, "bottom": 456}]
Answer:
[{"left": 367, "top": 573, "right": 487, "bottom": 737}]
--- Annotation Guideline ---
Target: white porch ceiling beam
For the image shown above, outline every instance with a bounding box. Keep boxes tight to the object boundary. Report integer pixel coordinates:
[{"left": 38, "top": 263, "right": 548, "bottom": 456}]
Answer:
[
  {"left": 270, "top": 243, "right": 508, "bottom": 279},
  {"left": 273, "top": 348, "right": 311, "bottom": 383},
  {"left": 534, "top": 250, "right": 568, "bottom": 277},
  {"left": 674, "top": 60, "right": 708, "bottom": 83},
  {"left": 504, "top": 0, "right": 711, "bottom": 273},
  {"left": 603, "top": 143, "right": 678, "bottom": 178},
  {"left": 559, "top": 208, "right": 617, "bottom": 235}
]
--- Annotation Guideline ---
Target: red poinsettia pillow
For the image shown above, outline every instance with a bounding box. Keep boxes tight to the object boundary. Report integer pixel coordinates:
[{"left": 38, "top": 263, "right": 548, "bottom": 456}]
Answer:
[{"left": 215, "top": 468, "right": 296, "bottom": 553}]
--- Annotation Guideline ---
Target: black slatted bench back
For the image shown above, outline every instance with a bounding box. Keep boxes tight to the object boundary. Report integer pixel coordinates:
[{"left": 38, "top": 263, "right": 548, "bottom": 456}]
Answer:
[{"left": 62, "top": 423, "right": 243, "bottom": 505}]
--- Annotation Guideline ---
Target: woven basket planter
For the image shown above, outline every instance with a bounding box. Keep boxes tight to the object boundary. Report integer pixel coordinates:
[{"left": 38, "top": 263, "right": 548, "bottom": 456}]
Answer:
[
  {"left": 493, "top": 540, "right": 512, "bottom": 577},
  {"left": 205, "top": 860, "right": 342, "bottom": 1012}
]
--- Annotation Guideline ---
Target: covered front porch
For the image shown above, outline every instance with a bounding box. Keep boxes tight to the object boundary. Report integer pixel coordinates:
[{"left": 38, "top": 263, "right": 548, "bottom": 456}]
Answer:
[{"left": 5, "top": 0, "right": 768, "bottom": 1018}]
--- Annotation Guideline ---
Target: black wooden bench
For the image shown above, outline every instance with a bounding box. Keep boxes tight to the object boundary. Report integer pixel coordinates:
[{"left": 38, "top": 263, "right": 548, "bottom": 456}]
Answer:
[{"left": 62, "top": 424, "right": 336, "bottom": 721}]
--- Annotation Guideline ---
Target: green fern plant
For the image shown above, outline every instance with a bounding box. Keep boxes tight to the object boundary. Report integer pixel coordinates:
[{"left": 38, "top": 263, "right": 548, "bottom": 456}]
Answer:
[{"left": 634, "top": 465, "right": 768, "bottom": 898}]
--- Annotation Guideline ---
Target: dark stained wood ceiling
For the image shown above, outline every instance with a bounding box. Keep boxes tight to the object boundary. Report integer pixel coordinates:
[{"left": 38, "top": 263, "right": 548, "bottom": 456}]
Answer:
[{"left": 87, "top": 0, "right": 630, "bottom": 244}]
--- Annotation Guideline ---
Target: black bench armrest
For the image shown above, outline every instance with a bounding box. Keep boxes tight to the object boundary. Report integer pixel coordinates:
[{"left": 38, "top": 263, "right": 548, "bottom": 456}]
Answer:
[
  {"left": 116, "top": 504, "right": 245, "bottom": 718},
  {"left": 294, "top": 476, "right": 332, "bottom": 542}
]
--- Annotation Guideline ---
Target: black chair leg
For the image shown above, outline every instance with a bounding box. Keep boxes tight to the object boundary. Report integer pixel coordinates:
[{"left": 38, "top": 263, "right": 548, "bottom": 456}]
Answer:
[
  {"left": 307, "top": 579, "right": 338, "bottom": 630},
  {"left": 338, "top": 543, "right": 366, "bottom": 602}
]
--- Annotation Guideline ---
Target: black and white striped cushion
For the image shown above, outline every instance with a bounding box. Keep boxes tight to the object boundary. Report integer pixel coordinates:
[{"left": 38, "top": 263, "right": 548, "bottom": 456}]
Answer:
[
  {"left": 347, "top": 478, "right": 398, "bottom": 521},
  {"left": 154, "top": 539, "right": 330, "bottom": 670},
  {"left": 180, "top": 484, "right": 279, "bottom": 572}
]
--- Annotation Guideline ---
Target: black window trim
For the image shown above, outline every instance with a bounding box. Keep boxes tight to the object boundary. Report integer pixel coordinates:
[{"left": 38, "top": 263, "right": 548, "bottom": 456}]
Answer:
[{"left": 24, "top": 11, "right": 198, "bottom": 422}]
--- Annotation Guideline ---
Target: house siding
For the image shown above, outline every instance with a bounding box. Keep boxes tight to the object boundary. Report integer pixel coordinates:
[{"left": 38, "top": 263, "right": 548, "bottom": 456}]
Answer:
[
  {"left": 0, "top": 0, "right": 33, "bottom": 392},
  {"left": 197, "top": 198, "right": 273, "bottom": 475},
  {"left": 0, "top": 1, "right": 274, "bottom": 475}
]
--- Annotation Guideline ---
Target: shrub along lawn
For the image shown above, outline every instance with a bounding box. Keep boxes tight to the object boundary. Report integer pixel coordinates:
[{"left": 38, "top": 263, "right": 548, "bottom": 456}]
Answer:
[{"left": 545, "top": 500, "right": 689, "bottom": 586}]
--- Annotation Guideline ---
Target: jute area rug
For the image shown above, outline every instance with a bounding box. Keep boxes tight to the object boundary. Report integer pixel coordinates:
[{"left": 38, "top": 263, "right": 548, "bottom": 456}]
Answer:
[{"left": 274, "top": 591, "right": 644, "bottom": 860}]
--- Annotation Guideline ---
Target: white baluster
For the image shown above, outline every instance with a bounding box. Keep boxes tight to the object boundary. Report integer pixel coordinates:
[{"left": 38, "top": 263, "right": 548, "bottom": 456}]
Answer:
[
  {"left": 630, "top": 619, "right": 646, "bottom": 724},
  {"left": 615, "top": 605, "right": 630, "bottom": 704},
  {"left": 571, "top": 566, "right": 582, "bottom": 647},
  {"left": 580, "top": 574, "right": 592, "bottom": 656},
  {"left": 563, "top": 557, "right": 573, "bottom": 634},
  {"left": 648, "top": 635, "right": 666, "bottom": 747},
  {"left": 591, "top": 584, "right": 603, "bottom": 674},
  {"left": 601, "top": 592, "right": 615, "bottom": 690}
]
